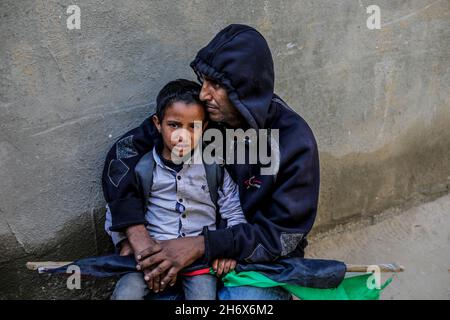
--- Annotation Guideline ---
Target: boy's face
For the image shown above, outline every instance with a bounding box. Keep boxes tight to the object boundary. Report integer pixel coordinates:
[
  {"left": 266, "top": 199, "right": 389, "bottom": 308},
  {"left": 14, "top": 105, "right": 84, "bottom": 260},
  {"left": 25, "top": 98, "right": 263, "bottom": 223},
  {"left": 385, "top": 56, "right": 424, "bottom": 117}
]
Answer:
[{"left": 153, "top": 101, "right": 207, "bottom": 161}]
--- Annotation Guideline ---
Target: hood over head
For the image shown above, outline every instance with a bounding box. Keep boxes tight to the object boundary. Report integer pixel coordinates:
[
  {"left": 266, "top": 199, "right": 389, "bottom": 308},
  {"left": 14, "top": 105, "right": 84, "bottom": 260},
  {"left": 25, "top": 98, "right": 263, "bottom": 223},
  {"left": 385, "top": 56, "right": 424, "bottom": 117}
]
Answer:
[{"left": 190, "top": 24, "right": 274, "bottom": 129}]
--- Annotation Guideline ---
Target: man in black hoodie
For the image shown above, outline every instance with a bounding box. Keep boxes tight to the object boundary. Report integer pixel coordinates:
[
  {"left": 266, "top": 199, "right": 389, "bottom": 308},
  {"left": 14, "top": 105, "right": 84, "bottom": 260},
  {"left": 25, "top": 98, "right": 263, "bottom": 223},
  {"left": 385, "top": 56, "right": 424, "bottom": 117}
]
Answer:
[{"left": 103, "top": 24, "right": 320, "bottom": 299}]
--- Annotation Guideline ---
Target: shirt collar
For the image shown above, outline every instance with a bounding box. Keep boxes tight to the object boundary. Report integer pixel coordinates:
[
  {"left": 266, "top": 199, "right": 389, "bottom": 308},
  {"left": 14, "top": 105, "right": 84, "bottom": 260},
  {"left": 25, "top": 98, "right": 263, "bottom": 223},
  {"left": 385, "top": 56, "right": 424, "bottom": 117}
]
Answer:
[{"left": 152, "top": 146, "right": 203, "bottom": 171}]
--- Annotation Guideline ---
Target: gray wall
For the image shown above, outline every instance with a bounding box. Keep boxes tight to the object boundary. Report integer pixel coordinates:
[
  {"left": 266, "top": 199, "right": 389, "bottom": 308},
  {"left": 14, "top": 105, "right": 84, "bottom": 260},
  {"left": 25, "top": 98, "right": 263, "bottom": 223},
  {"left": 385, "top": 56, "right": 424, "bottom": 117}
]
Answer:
[{"left": 1, "top": 0, "right": 449, "bottom": 298}]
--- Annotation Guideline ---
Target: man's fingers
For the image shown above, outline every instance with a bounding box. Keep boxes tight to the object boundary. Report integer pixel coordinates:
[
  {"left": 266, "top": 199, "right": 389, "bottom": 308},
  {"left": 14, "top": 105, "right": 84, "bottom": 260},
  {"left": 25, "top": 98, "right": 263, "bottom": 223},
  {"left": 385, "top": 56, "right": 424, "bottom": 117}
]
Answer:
[
  {"left": 146, "top": 260, "right": 172, "bottom": 286},
  {"left": 143, "top": 268, "right": 154, "bottom": 289},
  {"left": 152, "top": 275, "right": 160, "bottom": 293},
  {"left": 160, "top": 267, "right": 178, "bottom": 291},
  {"left": 137, "top": 252, "right": 165, "bottom": 270},
  {"left": 136, "top": 243, "right": 163, "bottom": 261},
  {"left": 230, "top": 260, "right": 237, "bottom": 271}
]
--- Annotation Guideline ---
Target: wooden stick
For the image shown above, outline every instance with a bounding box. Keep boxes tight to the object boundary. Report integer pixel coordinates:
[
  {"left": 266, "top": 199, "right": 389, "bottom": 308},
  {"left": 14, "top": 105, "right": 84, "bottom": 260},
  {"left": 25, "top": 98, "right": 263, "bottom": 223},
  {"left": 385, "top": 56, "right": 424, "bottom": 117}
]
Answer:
[
  {"left": 27, "top": 261, "right": 405, "bottom": 273},
  {"left": 26, "top": 261, "right": 73, "bottom": 271},
  {"left": 346, "top": 263, "right": 404, "bottom": 273}
]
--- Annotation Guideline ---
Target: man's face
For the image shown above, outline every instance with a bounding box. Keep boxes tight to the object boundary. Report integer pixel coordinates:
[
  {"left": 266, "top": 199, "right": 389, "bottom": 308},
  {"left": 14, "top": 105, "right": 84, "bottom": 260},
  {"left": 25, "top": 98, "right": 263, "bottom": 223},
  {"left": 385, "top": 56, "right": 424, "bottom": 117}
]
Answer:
[
  {"left": 152, "top": 101, "right": 207, "bottom": 160},
  {"left": 199, "top": 75, "right": 244, "bottom": 127}
]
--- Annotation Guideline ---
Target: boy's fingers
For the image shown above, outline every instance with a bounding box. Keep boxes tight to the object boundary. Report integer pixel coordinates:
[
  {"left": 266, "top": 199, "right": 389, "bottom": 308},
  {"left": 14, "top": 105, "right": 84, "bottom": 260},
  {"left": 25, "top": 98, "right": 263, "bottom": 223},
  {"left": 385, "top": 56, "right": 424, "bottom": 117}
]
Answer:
[
  {"left": 217, "top": 259, "right": 225, "bottom": 276},
  {"left": 223, "top": 259, "right": 231, "bottom": 274},
  {"left": 212, "top": 259, "right": 219, "bottom": 271},
  {"left": 230, "top": 260, "right": 237, "bottom": 270}
]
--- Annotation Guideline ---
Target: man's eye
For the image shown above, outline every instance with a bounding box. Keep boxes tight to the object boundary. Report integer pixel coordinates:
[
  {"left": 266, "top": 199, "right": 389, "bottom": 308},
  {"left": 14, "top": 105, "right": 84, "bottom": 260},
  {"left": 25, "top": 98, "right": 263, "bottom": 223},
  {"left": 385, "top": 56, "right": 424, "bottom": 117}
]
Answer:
[
  {"left": 168, "top": 123, "right": 179, "bottom": 128},
  {"left": 203, "top": 76, "right": 222, "bottom": 89},
  {"left": 210, "top": 80, "right": 221, "bottom": 88}
]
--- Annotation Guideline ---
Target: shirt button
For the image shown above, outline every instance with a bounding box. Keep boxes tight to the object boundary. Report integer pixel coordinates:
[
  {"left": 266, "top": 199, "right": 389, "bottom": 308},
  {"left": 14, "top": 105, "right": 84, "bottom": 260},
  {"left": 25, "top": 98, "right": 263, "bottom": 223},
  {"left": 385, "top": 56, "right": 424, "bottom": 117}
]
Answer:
[
  {"left": 181, "top": 232, "right": 186, "bottom": 237},
  {"left": 182, "top": 214, "right": 186, "bottom": 218},
  {"left": 177, "top": 175, "right": 181, "bottom": 180},
  {"left": 179, "top": 198, "right": 183, "bottom": 203}
]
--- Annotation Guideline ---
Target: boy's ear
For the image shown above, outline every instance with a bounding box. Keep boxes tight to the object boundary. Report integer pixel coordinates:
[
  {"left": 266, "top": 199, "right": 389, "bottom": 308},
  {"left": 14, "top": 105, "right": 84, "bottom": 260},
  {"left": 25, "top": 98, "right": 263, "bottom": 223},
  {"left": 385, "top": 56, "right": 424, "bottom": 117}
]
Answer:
[{"left": 152, "top": 115, "right": 161, "bottom": 132}]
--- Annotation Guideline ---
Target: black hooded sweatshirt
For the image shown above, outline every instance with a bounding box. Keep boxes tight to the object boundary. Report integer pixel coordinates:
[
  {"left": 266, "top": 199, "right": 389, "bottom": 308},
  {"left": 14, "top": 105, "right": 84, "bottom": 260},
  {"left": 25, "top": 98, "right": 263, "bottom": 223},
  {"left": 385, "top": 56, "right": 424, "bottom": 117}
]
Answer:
[{"left": 102, "top": 24, "right": 320, "bottom": 263}]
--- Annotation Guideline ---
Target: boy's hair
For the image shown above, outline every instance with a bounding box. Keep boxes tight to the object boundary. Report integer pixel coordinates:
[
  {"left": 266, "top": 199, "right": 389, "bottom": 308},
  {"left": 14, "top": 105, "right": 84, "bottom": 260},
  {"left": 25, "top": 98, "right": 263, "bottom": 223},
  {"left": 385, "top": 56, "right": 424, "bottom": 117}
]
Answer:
[{"left": 155, "top": 79, "right": 206, "bottom": 121}]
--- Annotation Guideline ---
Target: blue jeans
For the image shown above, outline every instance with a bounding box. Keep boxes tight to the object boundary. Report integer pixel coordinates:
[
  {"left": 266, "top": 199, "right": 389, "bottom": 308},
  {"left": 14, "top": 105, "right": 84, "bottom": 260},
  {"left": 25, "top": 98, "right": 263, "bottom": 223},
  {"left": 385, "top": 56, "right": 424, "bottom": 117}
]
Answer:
[
  {"left": 111, "top": 272, "right": 217, "bottom": 300},
  {"left": 217, "top": 283, "right": 292, "bottom": 300},
  {"left": 111, "top": 272, "right": 292, "bottom": 300}
]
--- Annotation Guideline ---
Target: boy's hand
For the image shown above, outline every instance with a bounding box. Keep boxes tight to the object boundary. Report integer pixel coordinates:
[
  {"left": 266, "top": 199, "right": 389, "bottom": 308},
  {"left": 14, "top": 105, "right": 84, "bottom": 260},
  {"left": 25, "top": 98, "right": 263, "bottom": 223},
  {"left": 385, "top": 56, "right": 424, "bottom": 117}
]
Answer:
[
  {"left": 119, "top": 239, "right": 134, "bottom": 256},
  {"left": 212, "top": 258, "right": 237, "bottom": 276}
]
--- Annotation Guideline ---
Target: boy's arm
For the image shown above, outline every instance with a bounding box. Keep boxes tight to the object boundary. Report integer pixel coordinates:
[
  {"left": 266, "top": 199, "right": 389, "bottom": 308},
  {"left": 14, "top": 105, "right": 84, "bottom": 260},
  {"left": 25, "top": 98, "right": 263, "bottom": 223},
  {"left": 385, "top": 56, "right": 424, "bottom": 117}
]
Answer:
[
  {"left": 217, "top": 169, "right": 247, "bottom": 227},
  {"left": 213, "top": 171, "right": 245, "bottom": 275}
]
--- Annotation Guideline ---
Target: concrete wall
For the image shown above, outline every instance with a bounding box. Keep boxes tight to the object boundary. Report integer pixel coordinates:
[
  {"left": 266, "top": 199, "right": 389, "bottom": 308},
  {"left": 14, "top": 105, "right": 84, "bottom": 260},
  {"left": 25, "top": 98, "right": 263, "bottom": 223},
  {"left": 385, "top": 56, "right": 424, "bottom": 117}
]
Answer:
[{"left": 1, "top": 0, "right": 448, "bottom": 298}]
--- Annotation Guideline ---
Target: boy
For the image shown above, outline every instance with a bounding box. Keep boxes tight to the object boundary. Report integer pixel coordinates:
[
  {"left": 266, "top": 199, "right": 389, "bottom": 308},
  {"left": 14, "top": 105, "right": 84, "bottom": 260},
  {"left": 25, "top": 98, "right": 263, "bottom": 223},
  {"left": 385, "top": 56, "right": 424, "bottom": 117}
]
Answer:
[{"left": 104, "top": 79, "right": 247, "bottom": 300}]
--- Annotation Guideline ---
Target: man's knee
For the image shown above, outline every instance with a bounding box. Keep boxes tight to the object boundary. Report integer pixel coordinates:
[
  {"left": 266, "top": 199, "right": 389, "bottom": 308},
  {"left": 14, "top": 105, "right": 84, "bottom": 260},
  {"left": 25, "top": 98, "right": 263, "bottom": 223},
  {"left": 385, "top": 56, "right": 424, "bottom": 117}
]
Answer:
[{"left": 111, "top": 272, "right": 148, "bottom": 300}]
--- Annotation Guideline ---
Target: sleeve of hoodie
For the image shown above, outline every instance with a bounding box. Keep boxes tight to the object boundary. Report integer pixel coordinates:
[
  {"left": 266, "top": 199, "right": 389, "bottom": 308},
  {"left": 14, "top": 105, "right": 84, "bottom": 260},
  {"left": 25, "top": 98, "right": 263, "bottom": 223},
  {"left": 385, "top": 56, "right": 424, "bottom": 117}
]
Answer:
[
  {"left": 202, "top": 118, "right": 320, "bottom": 263},
  {"left": 102, "top": 117, "right": 155, "bottom": 232}
]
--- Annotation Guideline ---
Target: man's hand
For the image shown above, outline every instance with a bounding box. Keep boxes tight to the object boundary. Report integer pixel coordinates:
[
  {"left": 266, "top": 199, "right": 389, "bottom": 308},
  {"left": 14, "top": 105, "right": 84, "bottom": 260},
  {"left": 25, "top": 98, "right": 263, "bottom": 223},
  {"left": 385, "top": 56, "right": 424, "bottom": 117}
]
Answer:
[
  {"left": 212, "top": 258, "right": 237, "bottom": 276},
  {"left": 125, "top": 224, "right": 164, "bottom": 290},
  {"left": 136, "top": 236, "right": 205, "bottom": 293},
  {"left": 125, "top": 224, "right": 162, "bottom": 261},
  {"left": 119, "top": 239, "right": 134, "bottom": 256}
]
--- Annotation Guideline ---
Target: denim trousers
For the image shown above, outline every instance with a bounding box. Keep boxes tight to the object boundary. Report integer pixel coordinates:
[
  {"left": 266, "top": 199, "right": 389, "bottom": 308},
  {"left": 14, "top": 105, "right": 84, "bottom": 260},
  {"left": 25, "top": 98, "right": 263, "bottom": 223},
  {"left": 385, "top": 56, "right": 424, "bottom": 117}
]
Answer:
[
  {"left": 111, "top": 272, "right": 292, "bottom": 300},
  {"left": 111, "top": 272, "right": 217, "bottom": 300}
]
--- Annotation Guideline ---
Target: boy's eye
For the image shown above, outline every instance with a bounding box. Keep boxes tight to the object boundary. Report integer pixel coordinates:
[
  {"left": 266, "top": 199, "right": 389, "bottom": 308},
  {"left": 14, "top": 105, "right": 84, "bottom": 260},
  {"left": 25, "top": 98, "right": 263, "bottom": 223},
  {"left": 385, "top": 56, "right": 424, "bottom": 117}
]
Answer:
[{"left": 168, "top": 123, "right": 179, "bottom": 128}]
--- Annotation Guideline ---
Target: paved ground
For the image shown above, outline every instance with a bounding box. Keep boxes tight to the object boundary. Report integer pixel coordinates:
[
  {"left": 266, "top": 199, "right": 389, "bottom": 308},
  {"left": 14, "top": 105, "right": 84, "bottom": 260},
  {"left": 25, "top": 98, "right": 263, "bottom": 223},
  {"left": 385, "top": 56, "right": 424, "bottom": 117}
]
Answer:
[{"left": 305, "top": 193, "right": 450, "bottom": 299}]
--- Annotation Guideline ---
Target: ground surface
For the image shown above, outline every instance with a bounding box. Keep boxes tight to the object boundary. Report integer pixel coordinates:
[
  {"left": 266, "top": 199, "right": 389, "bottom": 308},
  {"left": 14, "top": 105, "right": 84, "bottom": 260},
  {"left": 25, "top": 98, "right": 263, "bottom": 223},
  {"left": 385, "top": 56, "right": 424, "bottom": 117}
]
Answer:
[{"left": 306, "top": 193, "right": 450, "bottom": 299}]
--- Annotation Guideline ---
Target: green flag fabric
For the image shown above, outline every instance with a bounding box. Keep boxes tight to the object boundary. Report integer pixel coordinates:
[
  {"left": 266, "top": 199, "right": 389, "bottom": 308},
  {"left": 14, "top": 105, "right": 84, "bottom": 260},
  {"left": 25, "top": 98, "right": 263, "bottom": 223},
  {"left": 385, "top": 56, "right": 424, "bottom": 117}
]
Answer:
[{"left": 219, "top": 270, "right": 392, "bottom": 300}]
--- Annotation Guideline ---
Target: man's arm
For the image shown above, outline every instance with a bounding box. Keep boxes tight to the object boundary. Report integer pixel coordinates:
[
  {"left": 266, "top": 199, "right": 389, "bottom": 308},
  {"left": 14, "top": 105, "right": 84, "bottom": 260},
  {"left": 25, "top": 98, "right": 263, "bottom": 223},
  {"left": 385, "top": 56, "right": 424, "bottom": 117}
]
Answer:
[
  {"left": 203, "top": 121, "right": 320, "bottom": 263},
  {"left": 102, "top": 116, "right": 157, "bottom": 231},
  {"left": 125, "top": 225, "right": 161, "bottom": 260}
]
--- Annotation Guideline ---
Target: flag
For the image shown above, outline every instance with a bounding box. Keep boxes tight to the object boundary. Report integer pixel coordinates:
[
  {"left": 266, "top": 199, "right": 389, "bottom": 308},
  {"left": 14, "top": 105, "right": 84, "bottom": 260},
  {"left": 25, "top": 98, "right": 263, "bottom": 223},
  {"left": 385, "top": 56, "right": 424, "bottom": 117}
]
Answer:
[{"left": 39, "top": 254, "right": 392, "bottom": 300}]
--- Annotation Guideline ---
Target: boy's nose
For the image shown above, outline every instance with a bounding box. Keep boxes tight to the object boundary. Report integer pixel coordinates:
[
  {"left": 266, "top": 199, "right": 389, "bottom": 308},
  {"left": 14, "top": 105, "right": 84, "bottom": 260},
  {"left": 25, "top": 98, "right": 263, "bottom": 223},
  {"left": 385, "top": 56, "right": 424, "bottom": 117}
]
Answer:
[{"left": 174, "top": 129, "right": 190, "bottom": 143}]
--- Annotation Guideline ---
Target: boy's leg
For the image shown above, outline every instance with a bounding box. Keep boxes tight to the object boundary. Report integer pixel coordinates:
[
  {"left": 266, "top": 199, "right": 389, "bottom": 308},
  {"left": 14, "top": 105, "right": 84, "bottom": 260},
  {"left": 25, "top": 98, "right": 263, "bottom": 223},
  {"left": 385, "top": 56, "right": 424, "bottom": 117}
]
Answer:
[
  {"left": 111, "top": 272, "right": 148, "bottom": 300},
  {"left": 144, "top": 280, "right": 185, "bottom": 300},
  {"left": 111, "top": 272, "right": 184, "bottom": 300},
  {"left": 182, "top": 274, "right": 217, "bottom": 300}
]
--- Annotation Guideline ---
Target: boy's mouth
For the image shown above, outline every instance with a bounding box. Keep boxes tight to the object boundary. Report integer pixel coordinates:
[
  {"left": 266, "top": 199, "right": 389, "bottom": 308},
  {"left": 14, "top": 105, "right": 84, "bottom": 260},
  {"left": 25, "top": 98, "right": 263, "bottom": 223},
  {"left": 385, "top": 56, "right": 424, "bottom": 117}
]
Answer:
[{"left": 174, "top": 143, "right": 190, "bottom": 149}]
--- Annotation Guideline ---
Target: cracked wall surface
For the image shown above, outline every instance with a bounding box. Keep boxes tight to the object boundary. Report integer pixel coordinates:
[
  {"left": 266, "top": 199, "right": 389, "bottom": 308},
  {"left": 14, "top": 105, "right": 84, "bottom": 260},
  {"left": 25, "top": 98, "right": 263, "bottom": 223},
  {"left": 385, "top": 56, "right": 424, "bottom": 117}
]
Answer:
[{"left": 0, "top": 0, "right": 449, "bottom": 298}]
